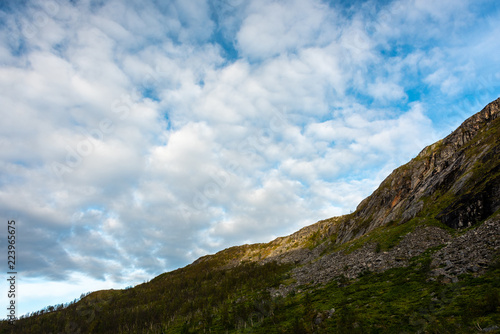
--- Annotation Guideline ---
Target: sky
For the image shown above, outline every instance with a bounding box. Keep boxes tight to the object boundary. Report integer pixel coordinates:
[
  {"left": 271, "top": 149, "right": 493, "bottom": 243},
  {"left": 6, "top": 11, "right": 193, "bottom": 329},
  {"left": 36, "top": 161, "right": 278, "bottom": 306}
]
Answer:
[{"left": 0, "top": 0, "right": 499, "bottom": 317}]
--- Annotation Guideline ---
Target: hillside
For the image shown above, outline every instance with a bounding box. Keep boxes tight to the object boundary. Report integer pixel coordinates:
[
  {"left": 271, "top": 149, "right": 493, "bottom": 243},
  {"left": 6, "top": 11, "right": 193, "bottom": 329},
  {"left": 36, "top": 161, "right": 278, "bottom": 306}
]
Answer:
[{"left": 2, "top": 98, "right": 500, "bottom": 333}]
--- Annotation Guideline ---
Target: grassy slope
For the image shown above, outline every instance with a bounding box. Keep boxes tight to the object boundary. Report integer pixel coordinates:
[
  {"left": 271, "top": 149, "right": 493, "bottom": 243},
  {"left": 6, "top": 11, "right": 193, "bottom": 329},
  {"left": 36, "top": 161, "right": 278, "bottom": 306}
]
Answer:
[
  {"left": 4, "top": 250, "right": 498, "bottom": 334},
  {"left": 2, "top": 217, "right": 498, "bottom": 333},
  {"left": 253, "top": 251, "right": 500, "bottom": 334}
]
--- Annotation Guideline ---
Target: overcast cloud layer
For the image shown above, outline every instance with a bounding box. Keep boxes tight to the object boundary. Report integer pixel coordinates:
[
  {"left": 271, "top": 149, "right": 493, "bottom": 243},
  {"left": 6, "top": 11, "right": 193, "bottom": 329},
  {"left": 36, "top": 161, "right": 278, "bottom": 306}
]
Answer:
[{"left": 1, "top": 0, "right": 499, "bottom": 315}]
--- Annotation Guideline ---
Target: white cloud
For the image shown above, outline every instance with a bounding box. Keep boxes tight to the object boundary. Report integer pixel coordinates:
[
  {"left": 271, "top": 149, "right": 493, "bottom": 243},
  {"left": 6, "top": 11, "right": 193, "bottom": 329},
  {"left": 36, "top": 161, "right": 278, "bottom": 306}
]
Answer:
[
  {"left": 367, "top": 79, "right": 407, "bottom": 102},
  {"left": 236, "top": 0, "right": 331, "bottom": 60}
]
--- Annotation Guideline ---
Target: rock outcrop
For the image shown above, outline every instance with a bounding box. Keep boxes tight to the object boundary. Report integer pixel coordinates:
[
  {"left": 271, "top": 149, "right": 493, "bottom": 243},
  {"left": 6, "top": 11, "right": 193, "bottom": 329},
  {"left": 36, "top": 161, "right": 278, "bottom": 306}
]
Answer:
[{"left": 335, "top": 98, "right": 500, "bottom": 243}]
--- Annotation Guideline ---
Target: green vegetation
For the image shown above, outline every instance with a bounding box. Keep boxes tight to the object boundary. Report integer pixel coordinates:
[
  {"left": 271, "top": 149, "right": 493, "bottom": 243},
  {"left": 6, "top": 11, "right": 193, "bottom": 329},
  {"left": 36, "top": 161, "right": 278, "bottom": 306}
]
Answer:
[
  {"left": 305, "top": 229, "right": 323, "bottom": 250},
  {"left": 224, "top": 250, "right": 500, "bottom": 334},
  {"left": 3, "top": 244, "right": 499, "bottom": 333},
  {"left": 319, "top": 216, "right": 450, "bottom": 256},
  {"left": 0, "top": 260, "right": 292, "bottom": 334}
]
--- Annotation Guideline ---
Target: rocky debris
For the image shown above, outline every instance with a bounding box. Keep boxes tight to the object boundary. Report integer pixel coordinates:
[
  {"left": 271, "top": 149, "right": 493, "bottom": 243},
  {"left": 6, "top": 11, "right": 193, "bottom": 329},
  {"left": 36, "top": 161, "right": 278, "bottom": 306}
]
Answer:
[
  {"left": 430, "top": 215, "right": 500, "bottom": 281},
  {"left": 270, "top": 226, "right": 452, "bottom": 297},
  {"left": 312, "top": 308, "right": 336, "bottom": 326},
  {"left": 481, "top": 325, "right": 500, "bottom": 332},
  {"left": 270, "top": 215, "right": 500, "bottom": 297}
]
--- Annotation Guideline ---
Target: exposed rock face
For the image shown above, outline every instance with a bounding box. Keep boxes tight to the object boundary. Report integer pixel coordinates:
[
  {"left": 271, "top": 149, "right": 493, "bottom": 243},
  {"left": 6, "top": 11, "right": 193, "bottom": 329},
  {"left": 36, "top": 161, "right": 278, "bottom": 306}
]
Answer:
[{"left": 336, "top": 98, "right": 500, "bottom": 242}]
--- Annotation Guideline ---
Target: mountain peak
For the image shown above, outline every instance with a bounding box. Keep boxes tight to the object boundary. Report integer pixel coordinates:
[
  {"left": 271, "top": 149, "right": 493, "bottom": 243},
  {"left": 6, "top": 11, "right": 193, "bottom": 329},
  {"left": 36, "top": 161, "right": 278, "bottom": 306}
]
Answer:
[
  {"left": 417, "top": 97, "right": 500, "bottom": 159},
  {"left": 441, "top": 96, "right": 500, "bottom": 149}
]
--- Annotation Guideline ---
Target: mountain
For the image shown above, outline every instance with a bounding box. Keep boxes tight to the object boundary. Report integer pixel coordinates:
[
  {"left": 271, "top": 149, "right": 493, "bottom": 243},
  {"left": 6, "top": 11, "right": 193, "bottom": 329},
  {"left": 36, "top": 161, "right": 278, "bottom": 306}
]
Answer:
[{"left": 2, "top": 98, "right": 500, "bottom": 333}]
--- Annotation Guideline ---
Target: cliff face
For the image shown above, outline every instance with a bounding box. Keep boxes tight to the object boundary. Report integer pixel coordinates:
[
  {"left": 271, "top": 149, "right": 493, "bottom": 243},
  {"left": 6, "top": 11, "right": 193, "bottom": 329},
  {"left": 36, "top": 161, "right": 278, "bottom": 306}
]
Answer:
[{"left": 335, "top": 98, "right": 500, "bottom": 243}]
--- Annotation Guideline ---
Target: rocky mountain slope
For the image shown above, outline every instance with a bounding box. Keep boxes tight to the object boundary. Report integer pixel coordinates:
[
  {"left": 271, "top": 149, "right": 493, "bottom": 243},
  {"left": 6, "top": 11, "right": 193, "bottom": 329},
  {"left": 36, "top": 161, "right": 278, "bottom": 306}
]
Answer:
[
  {"left": 196, "top": 97, "right": 500, "bottom": 282},
  {"left": 2, "top": 98, "right": 500, "bottom": 333}
]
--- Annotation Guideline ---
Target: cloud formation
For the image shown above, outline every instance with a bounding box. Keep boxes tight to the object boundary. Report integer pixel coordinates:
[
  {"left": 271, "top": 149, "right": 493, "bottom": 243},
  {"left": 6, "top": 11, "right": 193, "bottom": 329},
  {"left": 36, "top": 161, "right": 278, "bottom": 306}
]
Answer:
[{"left": 0, "top": 0, "right": 499, "bottom": 315}]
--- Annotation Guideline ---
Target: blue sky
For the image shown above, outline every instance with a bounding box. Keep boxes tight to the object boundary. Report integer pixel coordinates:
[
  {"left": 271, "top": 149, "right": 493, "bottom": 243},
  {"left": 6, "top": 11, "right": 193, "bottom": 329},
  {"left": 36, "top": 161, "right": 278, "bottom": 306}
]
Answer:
[{"left": 0, "top": 0, "right": 499, "bottom": 317}]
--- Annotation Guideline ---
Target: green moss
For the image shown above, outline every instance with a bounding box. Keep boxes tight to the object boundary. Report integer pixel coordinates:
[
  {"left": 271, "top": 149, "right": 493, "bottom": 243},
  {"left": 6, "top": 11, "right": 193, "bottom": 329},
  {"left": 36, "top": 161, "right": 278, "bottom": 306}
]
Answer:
[
  {"left": 305, "top": 229, "right": 323, "bottom": 250},
  {"left": 322, "top": 216, "right": 448, "bottom": 256}
]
